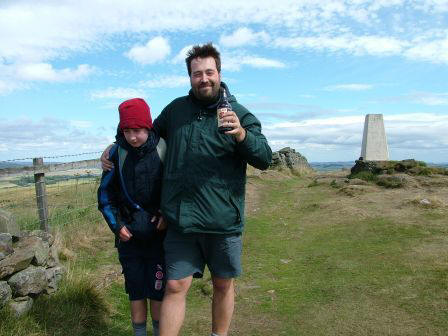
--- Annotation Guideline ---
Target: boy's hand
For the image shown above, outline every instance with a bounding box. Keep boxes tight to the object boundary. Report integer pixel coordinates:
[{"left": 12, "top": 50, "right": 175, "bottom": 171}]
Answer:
[
  {"left": 151, "top": 215, "right": 167, "bottom": 231},
  {"left": 101, "top": 144, "right": 114, "bottom": 171},
  {"left": 118, "top": 226, "right": 132, "bottom": 241}
]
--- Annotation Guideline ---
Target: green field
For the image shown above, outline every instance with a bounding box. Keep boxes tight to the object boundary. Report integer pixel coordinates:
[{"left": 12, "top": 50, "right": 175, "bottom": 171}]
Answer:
[{"left": 1, "top": 172, "right": 447, "bottom": 335}]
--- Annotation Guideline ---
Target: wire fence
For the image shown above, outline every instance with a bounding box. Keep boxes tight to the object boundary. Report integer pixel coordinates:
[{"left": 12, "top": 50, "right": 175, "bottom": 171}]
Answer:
[{"left": 0, "top": 154, "right": 104, "bottom": 232}]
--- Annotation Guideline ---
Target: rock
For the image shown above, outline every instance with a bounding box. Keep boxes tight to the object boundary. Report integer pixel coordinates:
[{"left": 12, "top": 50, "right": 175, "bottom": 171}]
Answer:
[
  {"left": 29, "top": 230, "right": 55, "bottom": 246},
  {"left": 351, "top": 160, "right": 390, "bottom": 175},
  {"left": 0, "top": 209, "right": 19, "bottom": 236},
  {"left": 0, "top": 233, "right": 13, "bottom": 261},
  {"left": 45, "top": 266, "right": 65, "bottom": 294},
  {"left": 280, "top": 259, "right": 292, "bottom": 264},
  {"left": 0, "top": 281, "right": 12, "bottom": 308},
  {"left": 420, "top": 199, "right": 431, "bottom": 205},
  {"left": 15, "top": 236, "right": 50, "bottom": 266},
  {"left": 270, "top": 147, "right": 313, "bottom": 174},
  {"left": 8, "top": 265, "right": 47, "bottom": 296},
  {"left": 350, "top": 159, "right": 434, "bottom": 177},
  {"left": 8, "top": 296, "right": 33, "bottom": 317},
  {"left": 0, "top": 248, "right": 34, "bottom": 279},
  {"left": 46, "top": 244, "right": 60, "bottom": 268}
]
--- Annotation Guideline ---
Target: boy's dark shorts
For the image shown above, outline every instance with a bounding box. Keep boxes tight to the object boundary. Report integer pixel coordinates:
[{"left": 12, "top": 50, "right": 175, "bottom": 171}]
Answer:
[
  {"left": 164, "top": 228, "right": 242, "bottom": 280},
  {"left": 118, "top": 255, "right": 166, "bottom": 301}
]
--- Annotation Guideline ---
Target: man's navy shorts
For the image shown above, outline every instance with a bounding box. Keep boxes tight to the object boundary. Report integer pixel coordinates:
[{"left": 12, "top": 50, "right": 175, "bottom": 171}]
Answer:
[
  {"left": 163, "top": 228, "right": 242, "bottom": 280},
  {"left": 118, "top": 254, "right": 166, "bottom": 301}
]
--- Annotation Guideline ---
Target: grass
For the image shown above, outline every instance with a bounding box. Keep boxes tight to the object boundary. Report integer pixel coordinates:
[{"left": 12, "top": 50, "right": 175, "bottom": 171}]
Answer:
[{"left": 1, "top": 173, "right": 448, "bottom": 335}]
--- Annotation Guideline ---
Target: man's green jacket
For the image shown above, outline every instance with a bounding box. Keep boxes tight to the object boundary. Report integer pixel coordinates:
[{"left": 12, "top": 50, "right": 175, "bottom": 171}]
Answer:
[{"left": 154, "top": 83, "right": 272, "bottom": 234}]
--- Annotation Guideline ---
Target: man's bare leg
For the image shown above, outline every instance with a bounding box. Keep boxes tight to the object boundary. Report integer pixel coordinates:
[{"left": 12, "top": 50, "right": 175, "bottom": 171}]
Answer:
[
  {"left": 211, "top": 277, "right": 235, "bottom": 336},
  {"left": 159, "top": 276, "right": 193, "bottom": 336}
]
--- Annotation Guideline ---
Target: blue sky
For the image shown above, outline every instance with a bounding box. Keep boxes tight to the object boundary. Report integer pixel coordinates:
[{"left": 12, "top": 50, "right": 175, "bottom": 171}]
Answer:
[{"left": 0, "top": 0, "right": 447, "bottom": 163}]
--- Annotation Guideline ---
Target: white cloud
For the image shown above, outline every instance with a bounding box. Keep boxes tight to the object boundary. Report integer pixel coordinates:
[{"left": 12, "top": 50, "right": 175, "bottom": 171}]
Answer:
[
  {"left": 91, "top": 87, "right": 146, "bottom": 100},
  {"left": 0, "top": 117, "right": 112, "bottom": 161},
  {"left": 223, "top": 54, "right": 286, "bottom": 71},
  {"left": 139, "top": 75, "right": 190, "bottom": 88},
  {"left": 409, "top": 92, "right": 448, "bottom": 106},
  {"left": 0, "top": 1, "right": 447, "bottom": 84},
  {"left": 219, "top": 27, "right": 270, "bottom": 47},
  {"left": 263, "top": 113, "right": 448, "bottom": 161},
  {"left": 0, "top": 80, "right": 26, "bottom": 95},
  {"left": 405, "top": 36, "right": 448, "bottom": 64},
  {"left": 324, "top": 84, "right": 373, "bottom": 91},
  {"left": 70, "top": 120, "right": 93, "bottom": 128},
  {"left": 380, "top": 91, "right": 448, "bottom": 106},
  {"left": 0, "top": 1, "right": 446, "bottom": 65},
  {"left": 125, "top": 36, "right": 171, "bottom": 65},
  {"left": 172, "top": 45, "right": 194, "bottom": 64},
  {"left": 16, "top": 63, "right": 94, "bottom": 82},
  {"left": 274, "top": 35, "right": 408, "bottom": 56},
  {"left": 413, "top": 0, "right": 448, "bottom": 13}
]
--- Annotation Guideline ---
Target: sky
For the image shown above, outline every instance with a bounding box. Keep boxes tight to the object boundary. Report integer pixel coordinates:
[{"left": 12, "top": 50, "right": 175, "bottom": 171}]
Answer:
[{"left": 0, "top": 0, "right": 447, "bottom": 163}]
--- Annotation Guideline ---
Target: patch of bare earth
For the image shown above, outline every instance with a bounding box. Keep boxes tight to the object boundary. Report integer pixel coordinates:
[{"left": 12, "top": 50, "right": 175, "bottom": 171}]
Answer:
[
  {"left": 245, "top": 167, "right": 291, "bottom": 215},
  {"left": 312, "top": 172, "right": 448, "bottom": 222}
]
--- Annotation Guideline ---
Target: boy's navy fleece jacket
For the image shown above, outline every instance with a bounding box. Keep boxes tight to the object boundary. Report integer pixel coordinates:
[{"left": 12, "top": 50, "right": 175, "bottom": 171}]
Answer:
[{"left": 97, "top": 130, "right": 164, "bottom": 255}]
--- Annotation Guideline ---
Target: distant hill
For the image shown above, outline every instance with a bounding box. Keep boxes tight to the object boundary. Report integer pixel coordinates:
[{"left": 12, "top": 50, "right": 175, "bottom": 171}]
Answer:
[
  {"left": 310, "top": 161, "right": 448, "bottom": 172},
  {"left": 428, "top": 162, "right": 448, "bottom": 168},
  {"left": 0, "top": 162, "right": 33, "bottom": 169},
  {"left": 310, "top": 161, "right": 355, "bottom": 172}
]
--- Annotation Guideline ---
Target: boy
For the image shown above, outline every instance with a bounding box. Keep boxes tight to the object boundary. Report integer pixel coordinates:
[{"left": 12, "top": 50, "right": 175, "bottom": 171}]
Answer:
[{"left": 98, "top": 98, "right": 166, "bottom": 336}]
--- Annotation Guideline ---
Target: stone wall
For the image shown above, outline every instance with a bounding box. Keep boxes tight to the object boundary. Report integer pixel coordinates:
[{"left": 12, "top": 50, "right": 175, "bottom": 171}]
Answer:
[
  {"left": 0, "top": 230, "right": 64, "bottom": 317},
  {"left": 270, "top": 147, "right": 313, "bottom": 175}
]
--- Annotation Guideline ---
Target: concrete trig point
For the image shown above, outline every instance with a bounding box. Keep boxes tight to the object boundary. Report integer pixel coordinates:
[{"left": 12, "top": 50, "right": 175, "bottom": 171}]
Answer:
[{"left": 360, "top": 114, "right": 389, "bottom": 161}]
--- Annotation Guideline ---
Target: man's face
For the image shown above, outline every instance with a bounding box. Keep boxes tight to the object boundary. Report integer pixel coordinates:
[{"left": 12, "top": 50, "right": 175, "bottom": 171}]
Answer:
[{"left": 190, "top": 56, "right": 221, "bottom": 102}]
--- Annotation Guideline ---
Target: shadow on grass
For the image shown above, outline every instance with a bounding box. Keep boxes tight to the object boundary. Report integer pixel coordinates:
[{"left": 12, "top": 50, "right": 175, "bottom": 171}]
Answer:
[{"left": 0, "top": 276, "right": 129, "bottom": 336}]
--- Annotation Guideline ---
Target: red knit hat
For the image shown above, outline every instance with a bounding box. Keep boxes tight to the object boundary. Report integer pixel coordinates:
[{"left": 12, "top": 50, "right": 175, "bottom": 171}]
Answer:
[{"left": 118, "top": 98, "right": 152, "bottom": 130}]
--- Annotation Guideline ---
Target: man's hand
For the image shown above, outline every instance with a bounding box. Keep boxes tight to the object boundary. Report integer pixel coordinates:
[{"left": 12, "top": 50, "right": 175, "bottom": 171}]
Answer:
[
  {"left": 220, "top": 110, "right": 246, "bottom": 142},
  {"left": 119, "top": 226, "right": 132, "bottom": 242},
  {"left": 151, "top": 215, "right": 167, "bottom": 231},
  {"left": 101, "top": 144, "right": 114, "bottom": 171}
]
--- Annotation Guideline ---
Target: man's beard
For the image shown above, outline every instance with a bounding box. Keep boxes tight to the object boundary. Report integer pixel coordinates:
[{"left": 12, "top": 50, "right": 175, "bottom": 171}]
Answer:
[{"left": 192, "top": 81, "right": 220, "bottom": 102}]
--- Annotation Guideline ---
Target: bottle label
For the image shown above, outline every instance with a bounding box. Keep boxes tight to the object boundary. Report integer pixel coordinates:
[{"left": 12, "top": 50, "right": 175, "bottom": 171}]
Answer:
[{"left": 217, "top": 107, "right": 229, "bottom": 128}]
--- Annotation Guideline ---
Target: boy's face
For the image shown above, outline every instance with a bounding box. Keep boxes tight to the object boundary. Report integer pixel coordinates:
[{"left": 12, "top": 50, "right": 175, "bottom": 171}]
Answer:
[{"left": 123, "top": 128, "right": 149, "bottom": 148}]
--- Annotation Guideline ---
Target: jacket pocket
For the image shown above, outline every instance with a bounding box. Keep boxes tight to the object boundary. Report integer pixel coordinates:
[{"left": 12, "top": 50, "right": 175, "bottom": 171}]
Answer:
[{"left": 127, "top": 209, "right": 156, "bottom": 240}]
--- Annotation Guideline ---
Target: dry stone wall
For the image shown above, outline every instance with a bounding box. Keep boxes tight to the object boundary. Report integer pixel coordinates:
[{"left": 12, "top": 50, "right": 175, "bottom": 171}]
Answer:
[{"left": 0, "top": 230, "right": 65, "bottom": 317}]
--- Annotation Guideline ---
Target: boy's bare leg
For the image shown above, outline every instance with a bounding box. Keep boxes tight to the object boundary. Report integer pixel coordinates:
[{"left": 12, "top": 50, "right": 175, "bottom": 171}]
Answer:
[
  {"left": 159, "top": 276, "right": 193, "bottom": 336},
  {"left": 211, "top": 277, "right": 234, "bottom": 336},
  {"left": 150, "top": 300, "right": 162, "bottom": 336},
  {"left": 150, "top": 299, "right": 162, "bottom": 321},
  {"left": 130, "top": 299, "right": 148, "bottom": 323},
  {"left": 131, "top": 299, "right": 148, "bottom": 336}
]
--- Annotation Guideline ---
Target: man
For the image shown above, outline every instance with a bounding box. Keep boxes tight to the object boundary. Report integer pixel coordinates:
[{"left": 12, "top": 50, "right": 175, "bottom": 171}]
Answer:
[{"left": 103, "top": 43, "right": 272, "bottom": 336}]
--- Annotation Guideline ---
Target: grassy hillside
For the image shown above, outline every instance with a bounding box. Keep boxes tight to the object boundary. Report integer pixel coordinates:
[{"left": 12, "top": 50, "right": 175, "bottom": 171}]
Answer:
[{"left": 1, "top": 170, "right": 447, "bottom": 335}]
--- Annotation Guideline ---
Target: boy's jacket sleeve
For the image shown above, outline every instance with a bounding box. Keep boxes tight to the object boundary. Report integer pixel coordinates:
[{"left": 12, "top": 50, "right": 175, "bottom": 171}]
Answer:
[{"left": 97, "top": 145, "right": 122, "bottom": 234}]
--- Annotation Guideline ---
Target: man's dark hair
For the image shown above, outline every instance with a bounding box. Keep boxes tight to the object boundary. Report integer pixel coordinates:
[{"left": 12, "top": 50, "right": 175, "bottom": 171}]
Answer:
[{"left": 185, "top": 43, "right": 221, "bottom": 76}]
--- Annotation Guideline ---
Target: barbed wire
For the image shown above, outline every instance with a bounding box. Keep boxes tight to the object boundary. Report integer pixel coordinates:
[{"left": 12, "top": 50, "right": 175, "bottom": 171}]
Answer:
[
  {"left": 2, "top": 177, "right": 102, "bottom": 231},
  {"left": 0, "top": 151, "right": 103, "bottom": 163}
]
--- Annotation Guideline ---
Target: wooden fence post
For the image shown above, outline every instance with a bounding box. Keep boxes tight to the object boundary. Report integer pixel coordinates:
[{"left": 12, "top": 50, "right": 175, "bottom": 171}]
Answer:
[{"left": 33, "top": 157, "right": 49, "bottom": 232}]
